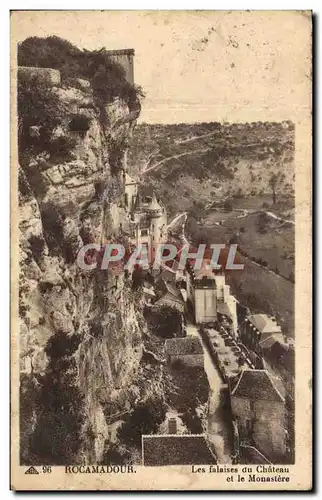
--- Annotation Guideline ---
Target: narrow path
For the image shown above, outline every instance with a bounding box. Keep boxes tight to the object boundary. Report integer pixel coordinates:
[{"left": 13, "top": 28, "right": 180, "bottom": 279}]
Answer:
[
  {"left": 141, "top": 148, "right": 160, "bottom": 173},
  {"left": 142, "top": 148, "right": 210, "bottom": 175},
  {"left": 174, "top": 131, "right": 218, "bottom": 145},
  {"left": 166, "top": 212, "right": 187, "bottom": 231},
  {"left": 186, "top": 324, "right": 233, "bottom": 463},
  {"left": 265, "top": 211, "right": 295, "bottom": 225}
]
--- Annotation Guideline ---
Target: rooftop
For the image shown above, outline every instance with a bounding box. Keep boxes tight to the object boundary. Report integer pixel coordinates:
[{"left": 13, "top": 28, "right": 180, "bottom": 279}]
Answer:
[
  {"left": 247, "top": 314, "right": 282, "bottom": 334},
  {"left": 259, "top": 333, "right": 285, "bottom": 349},
  {"left": 142, "top": 435, "right": 216, "bottom": 466},
  {"left": 165, "top": 337, "right": 203, "bottom": 356},
  {"left": 230, "top": 369, "right": 285, "bottom": 403}
]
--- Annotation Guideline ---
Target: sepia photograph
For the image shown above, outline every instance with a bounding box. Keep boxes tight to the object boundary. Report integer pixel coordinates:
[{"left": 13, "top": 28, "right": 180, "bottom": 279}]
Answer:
[{"left": 10, "top": 10, "right": 312, "bottom": 491}]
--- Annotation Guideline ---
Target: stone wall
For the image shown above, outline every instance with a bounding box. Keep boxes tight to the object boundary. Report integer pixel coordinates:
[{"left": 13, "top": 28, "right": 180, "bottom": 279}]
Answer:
[{"left": 231, "top": 396, "right": 286, "bottom": 462}]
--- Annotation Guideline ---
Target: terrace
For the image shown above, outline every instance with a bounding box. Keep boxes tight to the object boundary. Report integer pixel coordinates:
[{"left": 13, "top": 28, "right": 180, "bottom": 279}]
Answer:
[{"left": 201, "top": 326, "right": 255, "bottom": 382}]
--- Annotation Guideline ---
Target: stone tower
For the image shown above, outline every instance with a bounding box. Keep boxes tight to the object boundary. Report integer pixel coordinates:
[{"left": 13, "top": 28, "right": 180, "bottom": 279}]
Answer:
[
  {"left": 146, "top": 193, "right": 167, "bottom": 261},
  {"left": 105, "top": 49, "right": 135, "bottom": 85}
]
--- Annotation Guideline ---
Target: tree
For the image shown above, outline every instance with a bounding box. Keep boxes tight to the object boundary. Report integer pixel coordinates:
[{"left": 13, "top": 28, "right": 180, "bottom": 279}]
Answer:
[
  {"left": 268, "top": 172, "right": 283, "bottom": 204},
  {"left": 223, "top": 199, "right": 233, "bottom": 212},
  {"left": 117, "top": 399, "right": 166, "bottom": 447},
  {"left": 18, "top": 75, "right": 63, "bottom": 156},
  {"left": 101, "top": 443, "right": 130, "bottom": 465},
  {"left": 145, "top": 305, "right": 183, "bottom": 339},
  {"left": 257, "top": 212, "right": 270, "bottom": 234},
  {"left": 28, "top": 331, "right": 85, "bottom": 465},
  {"left": 179, "top": 409, "right": 203, "bottom": 434}
]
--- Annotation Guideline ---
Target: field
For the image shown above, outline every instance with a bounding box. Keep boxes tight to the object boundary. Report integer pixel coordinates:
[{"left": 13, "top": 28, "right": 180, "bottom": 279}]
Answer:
[{"left": 201, "top": 209, "right": 294, "bottom": 281}]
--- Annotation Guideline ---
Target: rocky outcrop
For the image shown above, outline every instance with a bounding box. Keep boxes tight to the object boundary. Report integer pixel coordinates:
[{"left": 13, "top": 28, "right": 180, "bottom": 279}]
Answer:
[{"left": 19, "top": 78, "right": 144, "bottom": 464}]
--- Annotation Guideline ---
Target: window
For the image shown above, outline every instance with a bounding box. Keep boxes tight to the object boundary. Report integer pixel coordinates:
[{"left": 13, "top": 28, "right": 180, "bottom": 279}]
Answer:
[{"left": 141, "top": 229, "right": 148, "bottom": 236}]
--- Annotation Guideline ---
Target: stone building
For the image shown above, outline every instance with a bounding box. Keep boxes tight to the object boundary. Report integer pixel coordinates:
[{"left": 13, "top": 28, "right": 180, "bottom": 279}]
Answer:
[
  {"left": 153, "top": 277, "right": 185, "bottom": 314},
  {"left": 106, "top": 48, "right": 135, "bottom": 85},
  {"left": 123, "top": 172, "right": 138, "bottom": 213},
  {"left": 239, "top": 314, "right": 284, "bottom": 354},
  {"left": 229, "top": 368, "right": 286, "bottom": 463},
  {"left": 165, "top": 337, "right": 204, "bottom": 368},
  {"left": 192, "top": 268, "right": 217, "bottom": 325}
]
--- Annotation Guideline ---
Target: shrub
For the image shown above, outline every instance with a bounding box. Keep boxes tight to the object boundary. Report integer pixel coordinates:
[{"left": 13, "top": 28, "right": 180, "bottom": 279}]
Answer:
[
  {"left": 48, "top": 135, "right": 77, "bottom": 160},
  {"left": 41, "top": 202, "right": 65, "bottom": 252},
  {"left": 18, "top": 74, "right": 63, "bottom": 156},
  {"left": 145, "top": 305, "right": 183, "bottom": 339},
  {"left": 45, "top": 331, "right": 81, "bottom": 360},
  {"left": 223, "top": 199, "right": 233, "bottom": 211},
  {"left": 101, "top": 443, "right": 131, "bottom": 465},
  {"left": 68, "top": 114, "right": 91, "bottom": 132},
  {"left": 28, "top": 331, "right": 85, "bottom": 465},
  {"left": 179, "top": 409, "right": 203, "bottom": 434},
  {"left": 18, "top": 168, "right": 32, "bottom": 199},
  {"left": 28, "top": 234, "right": 45, "bottom": 262},
  {"left": 117, "top": 399, "right": 166, "bottom": 448},
  {"left": 18, "top": 36, "right": 145, "bottom": 130}
]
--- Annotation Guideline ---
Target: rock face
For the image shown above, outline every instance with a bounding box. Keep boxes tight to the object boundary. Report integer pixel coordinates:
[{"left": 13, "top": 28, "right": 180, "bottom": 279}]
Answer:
[{"left": 19, "top": 80, "right": 144, "bottom": 464}]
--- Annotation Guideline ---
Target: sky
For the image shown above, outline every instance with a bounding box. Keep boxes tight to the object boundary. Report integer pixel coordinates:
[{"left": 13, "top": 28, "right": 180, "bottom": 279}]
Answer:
[{"left": 12, "top": 11, "right": 311, "bottom": 124}]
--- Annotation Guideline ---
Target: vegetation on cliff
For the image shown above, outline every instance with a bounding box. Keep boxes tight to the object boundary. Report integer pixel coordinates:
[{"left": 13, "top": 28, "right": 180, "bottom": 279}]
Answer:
[
  {"left": 18, "top": 36, "right": 144, "bottom": 112},
  {"left": 23, "top": 332, "right": 85, "bottom": 465}
]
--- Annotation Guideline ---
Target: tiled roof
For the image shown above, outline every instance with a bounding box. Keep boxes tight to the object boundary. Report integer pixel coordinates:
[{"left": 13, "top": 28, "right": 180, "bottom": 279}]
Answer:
[
  {"left": 269, "top": 341, "right": 288, "bottom": 360},
  {"left": 154, "top": 293, "right": 185, "bottom": 312},
  {"left": 165, "top": 337, "right": 203, "bottom": 356},
  {"left": 259, "top": 333, "right": 285, "bottom": 349},
  {"left": 248, "top": 314, "right": 282, "bottom": 334},
  {"left": 230, "top": 369, "right": 284, "bottom": 402},
  {"left": 142, "top": 435, "right": 216, "bottom": 466}
]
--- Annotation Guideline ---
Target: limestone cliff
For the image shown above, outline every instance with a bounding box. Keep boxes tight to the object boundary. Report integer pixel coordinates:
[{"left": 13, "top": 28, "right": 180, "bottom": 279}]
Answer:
[{"left": 19, "top": 77, "right": 146, "bottom": 464}]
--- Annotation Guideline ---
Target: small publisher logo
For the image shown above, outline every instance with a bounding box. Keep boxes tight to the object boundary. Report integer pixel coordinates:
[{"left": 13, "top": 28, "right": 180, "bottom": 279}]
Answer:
[{"left": 24, "top": 466, "right": 39, "bottom": 475}]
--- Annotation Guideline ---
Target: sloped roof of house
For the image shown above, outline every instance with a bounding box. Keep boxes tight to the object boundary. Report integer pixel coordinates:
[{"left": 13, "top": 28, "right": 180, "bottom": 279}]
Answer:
[
  {"left": 148, "top": 192, "right": 162, "bottom": 211},
  {"left": 230, "top": 369, "right": 284, "bottom": 403},
  {"left": 248, "top": 314, "right": 282, "bottom": 334},
  {"left": 269, "top": 340, "right": 289, "bottom": 360},
  {"left": 259, "top": 333, "right": 285, "bottom": 349},
  {"left": 154, "top": 293, "right": 185, "bottom": 313},
  {"left": 142, "top": 435, "right": 216, "bottom": 466},
  {"left": 165, "top": 337, "right": 203, "bottom": 356},
  {"left": 217, "top": 302, "right": 232, "bottom": 317},
  {"left": 155, "top": 276, "right": 181, "bottom": 297}
]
